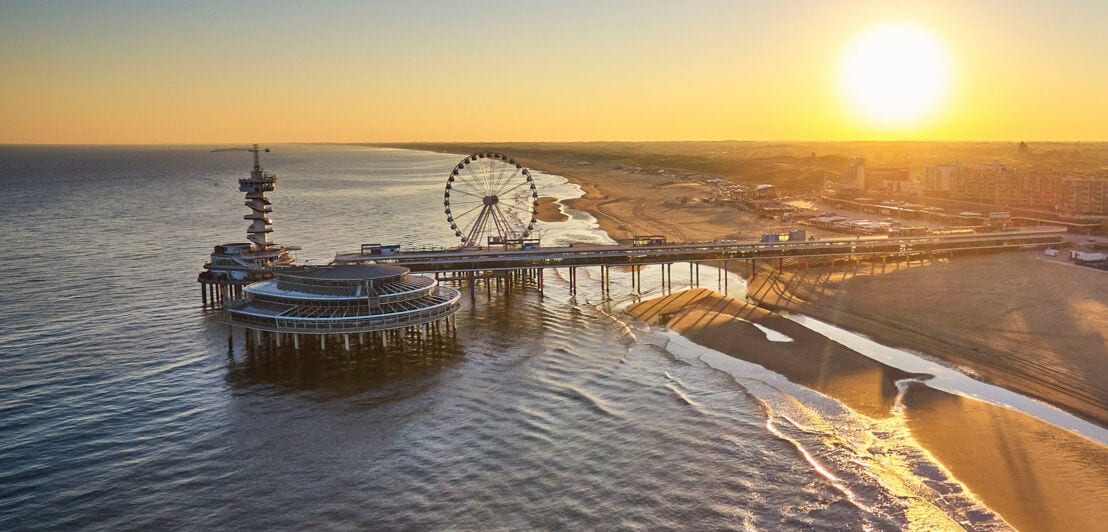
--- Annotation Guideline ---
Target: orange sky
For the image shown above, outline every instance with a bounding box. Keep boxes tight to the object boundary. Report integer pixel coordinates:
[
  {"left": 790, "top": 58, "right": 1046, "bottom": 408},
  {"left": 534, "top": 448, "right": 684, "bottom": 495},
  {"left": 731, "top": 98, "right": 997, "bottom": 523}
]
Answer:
[{"left": 1, "top": 1, "right": 1105, "bottom": 143}]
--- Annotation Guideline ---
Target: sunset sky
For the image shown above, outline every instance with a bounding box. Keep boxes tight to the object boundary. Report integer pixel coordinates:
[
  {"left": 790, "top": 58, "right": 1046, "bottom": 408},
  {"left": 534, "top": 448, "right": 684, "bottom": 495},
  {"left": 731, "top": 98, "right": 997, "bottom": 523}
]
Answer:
[{"left": 2, "top": 0, "right": 1105, "bottom": 144}]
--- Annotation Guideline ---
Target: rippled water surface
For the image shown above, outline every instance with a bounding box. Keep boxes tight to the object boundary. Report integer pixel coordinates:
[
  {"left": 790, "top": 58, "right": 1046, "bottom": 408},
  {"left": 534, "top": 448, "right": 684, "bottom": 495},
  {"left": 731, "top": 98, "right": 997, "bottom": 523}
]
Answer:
[{"left": 1, "top": 145, "right": 994, "bottom": 529}]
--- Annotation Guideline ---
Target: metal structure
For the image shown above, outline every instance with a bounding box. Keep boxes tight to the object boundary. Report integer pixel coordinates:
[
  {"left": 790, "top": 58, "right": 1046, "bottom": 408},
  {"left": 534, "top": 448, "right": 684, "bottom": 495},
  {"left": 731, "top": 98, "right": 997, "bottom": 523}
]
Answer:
[
  {"left": 198, "top": 145, "right": 298, "bottom": 308},
  {"left": 444, "top": 152, "right": 538, "bottom": 248},
  {"left": 241, "top": 145, "right": 278, "bottom": 249}
]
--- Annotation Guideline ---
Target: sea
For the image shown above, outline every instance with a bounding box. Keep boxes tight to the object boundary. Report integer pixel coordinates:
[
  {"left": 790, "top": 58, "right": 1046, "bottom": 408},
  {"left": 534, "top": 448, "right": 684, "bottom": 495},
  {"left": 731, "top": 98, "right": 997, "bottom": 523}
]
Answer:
[{"left": 1, "top": 144, "right": 1017, "bottom": 529}]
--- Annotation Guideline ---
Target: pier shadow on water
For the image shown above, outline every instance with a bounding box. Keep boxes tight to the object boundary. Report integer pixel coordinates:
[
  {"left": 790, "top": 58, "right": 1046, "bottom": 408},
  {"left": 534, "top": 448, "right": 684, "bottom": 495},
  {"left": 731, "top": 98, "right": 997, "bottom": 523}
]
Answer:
[{"left": 223, "top": 329, "right": 466, "bottom": 396}]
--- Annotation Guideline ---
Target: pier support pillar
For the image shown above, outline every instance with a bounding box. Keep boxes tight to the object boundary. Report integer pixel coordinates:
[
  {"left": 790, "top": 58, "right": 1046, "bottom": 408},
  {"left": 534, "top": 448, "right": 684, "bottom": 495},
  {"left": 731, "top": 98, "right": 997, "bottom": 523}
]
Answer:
[
  {"left": 605, "top": 266, "right": 611, "bottom": 298},
  {"left": 293, "top": 334, "right": 300, "bottom": 350},
  {"left": 344, "top": 334, "right": 350, "bottom": 351},
  {"left": 600, "top": 266, "right": 608, "bottom": 299},
  {"left": 320, "top": 335, "right": 325, "bottom": 351},
  {"left": 202, "top": 284, "right": 208, "bottom": 307}
]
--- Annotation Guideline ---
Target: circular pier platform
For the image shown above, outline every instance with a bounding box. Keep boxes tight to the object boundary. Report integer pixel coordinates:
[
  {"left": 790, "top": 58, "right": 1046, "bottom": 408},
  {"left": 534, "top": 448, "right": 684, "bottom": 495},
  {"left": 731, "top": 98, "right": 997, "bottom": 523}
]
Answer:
[{"left": 224, "top": 264, "right": 461, "bottom": 338}]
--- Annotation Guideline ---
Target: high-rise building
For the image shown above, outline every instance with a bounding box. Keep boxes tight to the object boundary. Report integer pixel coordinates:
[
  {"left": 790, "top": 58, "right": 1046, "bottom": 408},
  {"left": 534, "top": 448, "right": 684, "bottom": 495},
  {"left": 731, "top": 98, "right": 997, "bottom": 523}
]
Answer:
[
  {"left": 922, "top": 164, "right": 962, "bottom": 195},
  {"left": 1062, "top": 179, "right": 1108, "bottom": 215},
  {"left": 843, "top": 158, "right": 866, "bottom": 190},
  {"left": 948, "top": 164, "right": 1061, "bottom": 209}
]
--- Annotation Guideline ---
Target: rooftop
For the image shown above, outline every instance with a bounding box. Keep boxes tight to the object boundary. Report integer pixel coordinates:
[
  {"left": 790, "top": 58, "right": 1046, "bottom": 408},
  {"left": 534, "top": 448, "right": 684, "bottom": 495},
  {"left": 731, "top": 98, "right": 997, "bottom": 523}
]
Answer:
[{"left": 277, "top": 264, "right": 409, "bottom": 281}]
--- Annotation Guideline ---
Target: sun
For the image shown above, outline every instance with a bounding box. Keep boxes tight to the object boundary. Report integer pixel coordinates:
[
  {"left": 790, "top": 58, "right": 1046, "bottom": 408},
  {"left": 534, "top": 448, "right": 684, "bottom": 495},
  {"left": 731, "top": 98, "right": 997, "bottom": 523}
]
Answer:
[{"left": 841, "top": 24, "right": 950, "bottom": 126}]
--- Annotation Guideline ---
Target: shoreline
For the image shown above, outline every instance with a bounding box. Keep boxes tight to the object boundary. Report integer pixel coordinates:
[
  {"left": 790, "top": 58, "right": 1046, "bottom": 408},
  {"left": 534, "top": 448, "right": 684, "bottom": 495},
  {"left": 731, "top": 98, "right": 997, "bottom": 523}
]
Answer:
[
  {"left": 745, "top": 252, "right": 1108, "bottom": 428},
  {"left": 627, "top": 289, "right": 1108, "bottom": 532},
  {"left": 535, "top": 196, "right": 569, "bottom": 223}
]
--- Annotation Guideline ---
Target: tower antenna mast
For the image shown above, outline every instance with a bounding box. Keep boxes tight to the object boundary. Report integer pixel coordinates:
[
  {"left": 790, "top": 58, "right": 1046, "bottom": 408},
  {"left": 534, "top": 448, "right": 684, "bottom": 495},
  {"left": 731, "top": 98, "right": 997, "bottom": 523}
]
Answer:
[{"left": 248, "top": 144, "right": 270, "bottom": 173}]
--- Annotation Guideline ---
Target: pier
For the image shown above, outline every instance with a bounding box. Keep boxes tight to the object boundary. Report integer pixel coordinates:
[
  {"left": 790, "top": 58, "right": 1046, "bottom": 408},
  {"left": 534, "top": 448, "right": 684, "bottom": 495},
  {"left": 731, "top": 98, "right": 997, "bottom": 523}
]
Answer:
[
  {"left": 204, "top": 149, "right": 1066, "bottom": 357},
  {"left": 334, "top": 226, "right": 1065, "bottom": 296}
]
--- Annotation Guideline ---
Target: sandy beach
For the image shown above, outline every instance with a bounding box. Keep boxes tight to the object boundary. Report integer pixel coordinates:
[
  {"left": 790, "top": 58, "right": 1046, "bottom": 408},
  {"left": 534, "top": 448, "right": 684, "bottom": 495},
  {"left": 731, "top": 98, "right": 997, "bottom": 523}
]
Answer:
[
  {"left": 747, "top": 251, "right": 1108, "bottom": 427},
  {"left": 901, "top": 384, "right": 1108, "bottom": 531},
  {"left": 628, "top": 289, "right": 915, "bottom": 418},
  {"left": 629, "top": 289, "right": 1108, "bottom": 532}
]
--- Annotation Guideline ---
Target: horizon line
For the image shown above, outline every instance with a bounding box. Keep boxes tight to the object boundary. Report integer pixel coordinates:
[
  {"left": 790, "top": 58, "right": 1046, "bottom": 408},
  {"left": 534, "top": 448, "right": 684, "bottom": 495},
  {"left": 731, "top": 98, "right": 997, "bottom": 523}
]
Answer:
[{"left": 3, "top": 139, "right": 1108, "bottom": 147}]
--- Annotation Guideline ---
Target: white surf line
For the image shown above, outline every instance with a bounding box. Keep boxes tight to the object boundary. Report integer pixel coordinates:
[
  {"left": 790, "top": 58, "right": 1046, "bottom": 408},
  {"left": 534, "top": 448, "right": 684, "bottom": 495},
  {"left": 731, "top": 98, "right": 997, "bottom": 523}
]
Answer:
[
  {"left": 731, "top": 316, "right": 794, "bottom": 342},
  {"left": 787, "top": 314, "right": 1108, "bottom": 445},
  {"left": 662, "top": 331, "right": 854, "bottom": 417}
]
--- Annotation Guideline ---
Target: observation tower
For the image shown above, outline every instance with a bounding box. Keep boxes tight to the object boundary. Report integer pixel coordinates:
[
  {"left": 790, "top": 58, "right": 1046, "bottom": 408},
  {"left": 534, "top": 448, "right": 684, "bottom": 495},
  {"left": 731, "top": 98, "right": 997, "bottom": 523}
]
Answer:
[
  {"left": 198, "top": 145, "right": 298, "bottom": 308},
  {"left": 224, "top": 264, "right": 461, "bottom": 351}
]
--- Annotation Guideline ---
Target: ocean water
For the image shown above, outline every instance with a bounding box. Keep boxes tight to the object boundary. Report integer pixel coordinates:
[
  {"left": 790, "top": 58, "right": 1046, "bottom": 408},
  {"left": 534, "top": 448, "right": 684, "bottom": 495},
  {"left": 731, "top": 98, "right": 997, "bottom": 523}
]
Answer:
[{"left": 0, "top": 145, "right": 1002, "bottom": 529}]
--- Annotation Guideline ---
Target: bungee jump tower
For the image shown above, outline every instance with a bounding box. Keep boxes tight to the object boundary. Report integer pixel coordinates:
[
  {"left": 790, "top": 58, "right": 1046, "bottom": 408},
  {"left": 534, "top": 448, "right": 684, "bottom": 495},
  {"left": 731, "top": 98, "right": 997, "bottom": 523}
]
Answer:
[{"left": 198, "top": 145, "right": 298, "bottom": 308}]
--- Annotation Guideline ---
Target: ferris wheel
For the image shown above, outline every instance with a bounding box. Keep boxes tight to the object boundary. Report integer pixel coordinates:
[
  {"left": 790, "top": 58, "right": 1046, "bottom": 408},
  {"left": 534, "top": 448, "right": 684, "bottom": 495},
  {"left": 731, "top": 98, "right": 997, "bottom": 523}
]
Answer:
[{"left": 444, "top": 152, "right": 538, "bottom": 248}]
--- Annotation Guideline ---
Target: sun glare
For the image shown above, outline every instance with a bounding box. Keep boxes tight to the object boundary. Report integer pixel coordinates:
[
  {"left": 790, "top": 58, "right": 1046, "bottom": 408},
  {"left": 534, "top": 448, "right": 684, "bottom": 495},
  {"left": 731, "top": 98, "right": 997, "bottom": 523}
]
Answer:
[{"left": 841, "top": 24, "right": 950, "bottom": 126}]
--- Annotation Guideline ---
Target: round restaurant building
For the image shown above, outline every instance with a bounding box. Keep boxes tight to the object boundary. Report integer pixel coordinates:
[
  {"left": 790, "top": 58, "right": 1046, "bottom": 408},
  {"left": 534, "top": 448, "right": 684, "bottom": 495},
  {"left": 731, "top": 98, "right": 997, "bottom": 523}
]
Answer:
[{"left": 224, "top": 264, "right": 460, "bottom": 343}]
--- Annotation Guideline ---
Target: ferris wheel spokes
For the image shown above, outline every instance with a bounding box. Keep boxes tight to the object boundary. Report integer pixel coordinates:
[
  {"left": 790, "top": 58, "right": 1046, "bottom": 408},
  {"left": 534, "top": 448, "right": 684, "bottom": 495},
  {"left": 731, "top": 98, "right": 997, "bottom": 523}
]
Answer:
[{"left": 444, "top": 152, "right": 539, "bottom": 248}]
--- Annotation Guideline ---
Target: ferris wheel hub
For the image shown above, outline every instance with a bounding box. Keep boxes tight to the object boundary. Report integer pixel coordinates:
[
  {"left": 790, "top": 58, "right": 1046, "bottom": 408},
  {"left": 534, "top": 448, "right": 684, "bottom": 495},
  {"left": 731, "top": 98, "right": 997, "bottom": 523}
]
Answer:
[{"left": 483, "top": 195, "right": 499, "bottom": 206}]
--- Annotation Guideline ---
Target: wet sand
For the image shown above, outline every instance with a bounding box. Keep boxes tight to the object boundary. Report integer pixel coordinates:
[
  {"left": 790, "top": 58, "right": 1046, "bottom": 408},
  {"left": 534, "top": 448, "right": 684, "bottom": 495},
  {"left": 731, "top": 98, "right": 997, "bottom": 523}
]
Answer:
[
  {"left": 628, "top": 288, "right": 915, "bottom": 418},
  {"left": 630, "top": 289, "right": 1108, "bottom": 532},
  {"left": 902, "top": 384, "right": 1108, "bottom": 531},
  {"left": 747, "top": 251, "right": 1108, "bottom": 427},
  {"left": 535, "top": 196, "right": 569, "bottom": 223}
]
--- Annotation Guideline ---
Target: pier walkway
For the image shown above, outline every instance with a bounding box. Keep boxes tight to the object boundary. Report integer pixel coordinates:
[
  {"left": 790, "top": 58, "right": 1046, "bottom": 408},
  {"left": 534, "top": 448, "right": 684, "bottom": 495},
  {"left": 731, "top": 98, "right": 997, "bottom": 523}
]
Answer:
[{"left": 335, "top": 227, "right": 1064, "bottom": 274}]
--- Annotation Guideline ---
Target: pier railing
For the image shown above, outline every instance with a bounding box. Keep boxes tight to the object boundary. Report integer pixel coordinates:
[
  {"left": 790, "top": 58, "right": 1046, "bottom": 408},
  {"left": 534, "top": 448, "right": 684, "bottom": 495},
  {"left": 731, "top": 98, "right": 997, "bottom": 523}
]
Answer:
[{"left": 223, "top": 294, "right": 461, "bottom": 334}]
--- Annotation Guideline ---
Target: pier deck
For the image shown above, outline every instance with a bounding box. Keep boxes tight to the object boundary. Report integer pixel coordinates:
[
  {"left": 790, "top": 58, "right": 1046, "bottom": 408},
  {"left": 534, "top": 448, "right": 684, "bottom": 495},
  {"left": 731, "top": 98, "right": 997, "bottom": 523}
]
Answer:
[{"left": 334, "top": 227, "right": 1065, "bottom": 273}]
